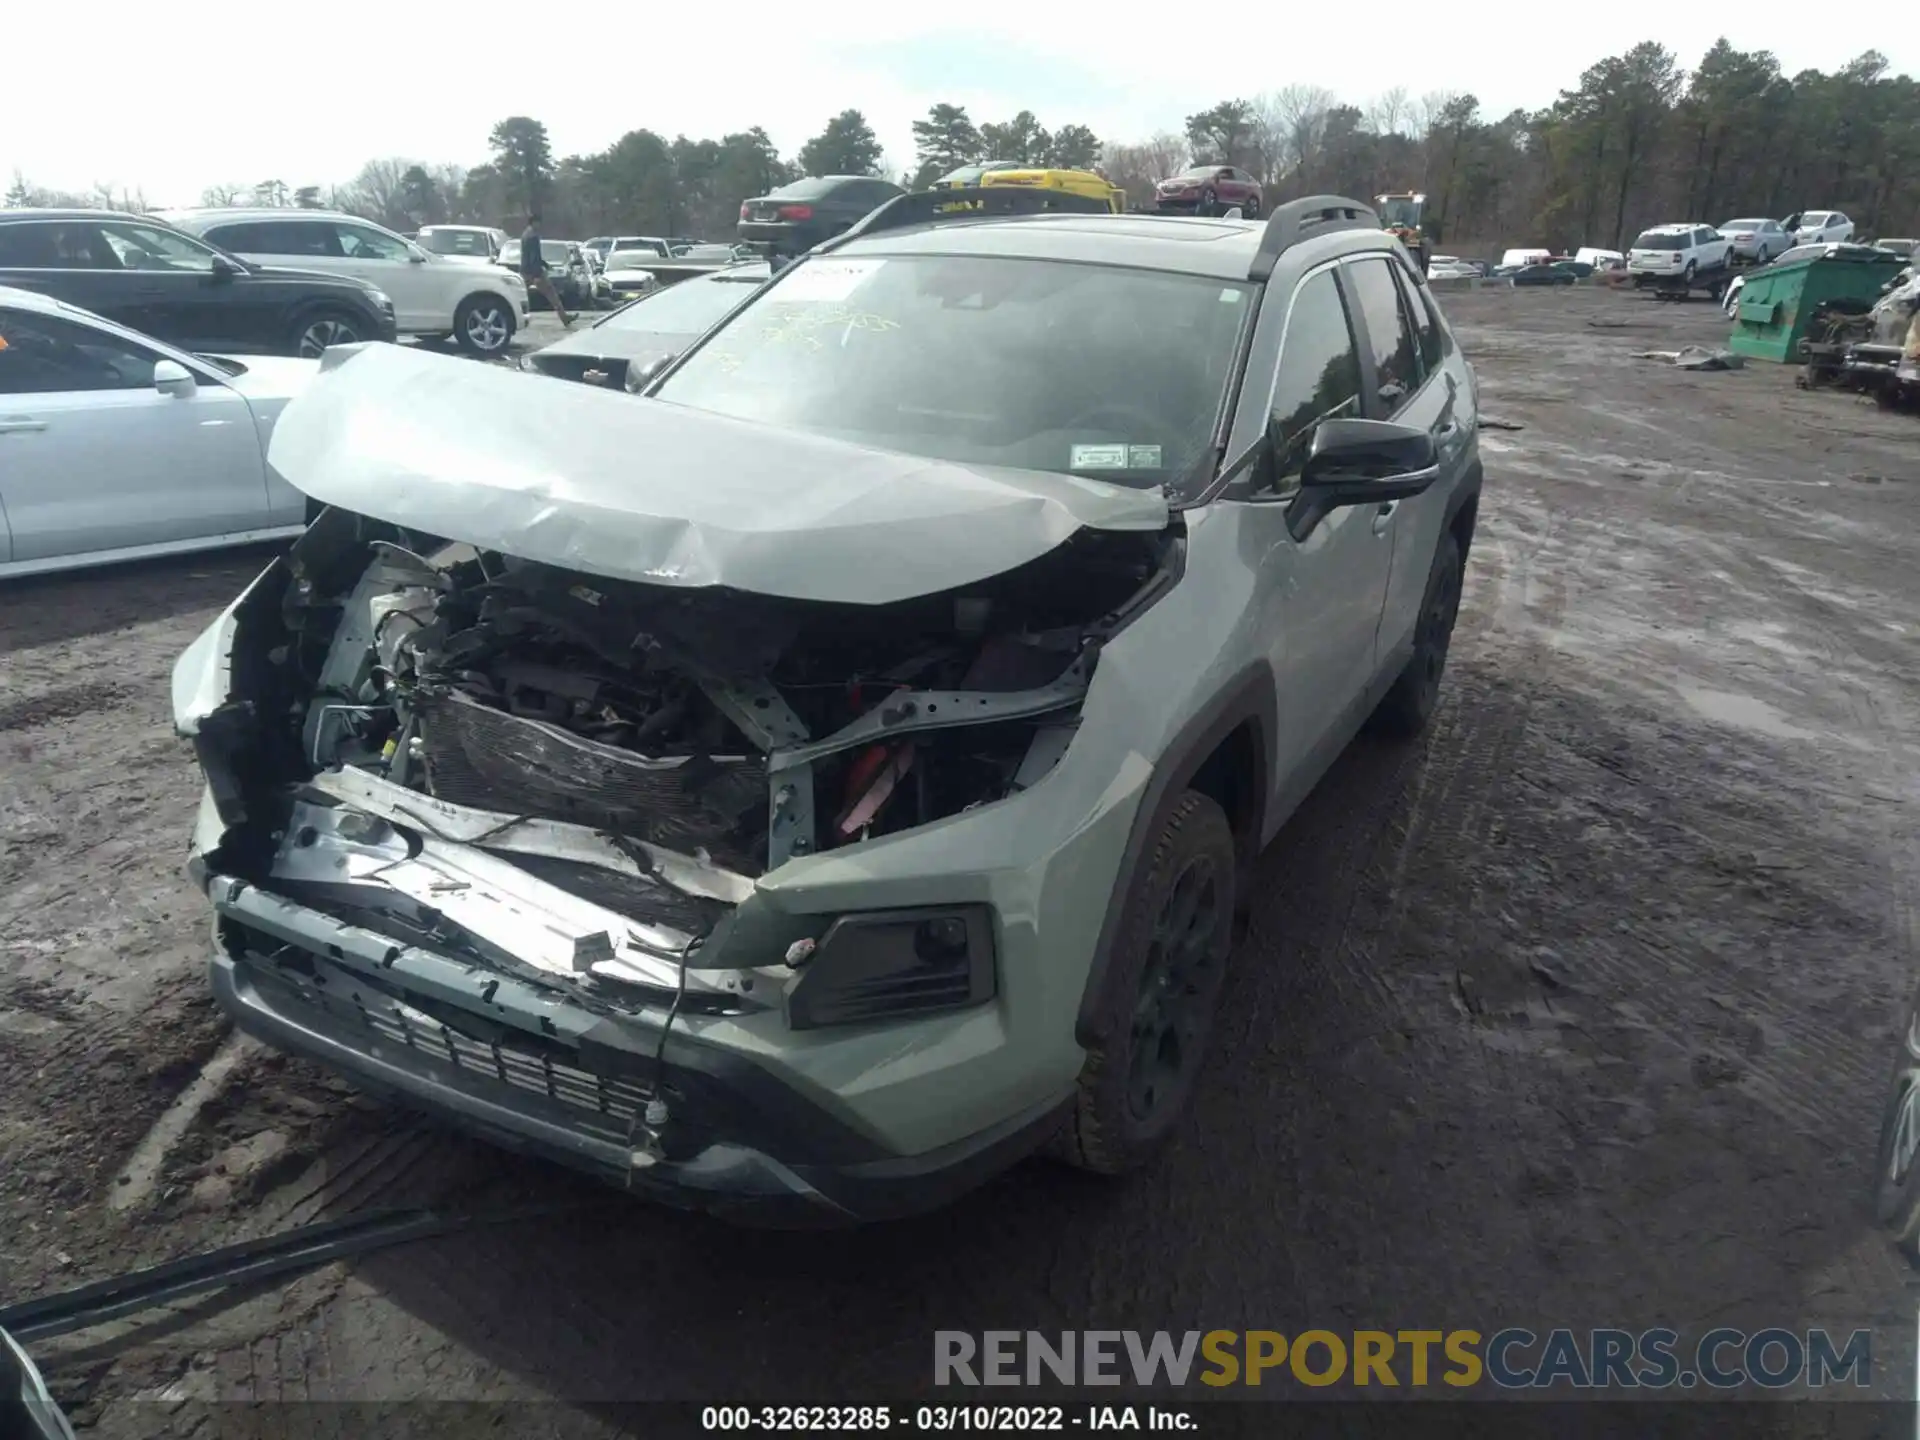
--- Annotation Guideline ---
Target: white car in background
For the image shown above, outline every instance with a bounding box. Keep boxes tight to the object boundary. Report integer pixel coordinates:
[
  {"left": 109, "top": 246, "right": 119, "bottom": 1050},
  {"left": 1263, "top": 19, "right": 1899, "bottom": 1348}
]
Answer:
[
  {"left": 602, "top": 246, "right": 665, "bottom": 302},
  {"left": 0, "top": 285, "right": 315, "bottom": 579},
  {"left": 416, "top": 224, "right": 512, "bottom": 264},
  {"left": 1627, "top": 223, "right": 1733, "bottom": 282},
  {"left": 164, "top": 209, "right": 529, "bottom": 359},
  {"left": 1717, "top": 218, "right": 1787, "bottom": 263},
  {"left": 1787, "top": 211, "right": 1854, "bottom": 246}
]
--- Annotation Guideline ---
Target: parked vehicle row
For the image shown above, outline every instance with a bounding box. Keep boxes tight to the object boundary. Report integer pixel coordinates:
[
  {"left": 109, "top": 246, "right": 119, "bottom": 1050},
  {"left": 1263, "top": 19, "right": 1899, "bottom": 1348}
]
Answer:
[
  {"left": 163, "top": 208, "right": 529, "bottom": 358},
  {"left": 0, "top": 209, "right": 398, "bottom": 359}
]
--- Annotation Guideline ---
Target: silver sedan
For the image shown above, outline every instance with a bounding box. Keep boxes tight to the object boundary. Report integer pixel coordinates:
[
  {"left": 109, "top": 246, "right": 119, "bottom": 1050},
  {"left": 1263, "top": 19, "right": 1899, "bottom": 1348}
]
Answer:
[{"left": 0, "top": 285, "right": 318, "bottom": 579}]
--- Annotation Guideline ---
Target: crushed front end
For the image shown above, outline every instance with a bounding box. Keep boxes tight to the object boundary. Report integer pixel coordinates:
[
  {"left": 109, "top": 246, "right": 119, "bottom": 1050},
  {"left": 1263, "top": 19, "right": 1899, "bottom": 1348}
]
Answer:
[{"left": 175, "top": 507, "right": 1178, "bottom": 1221}]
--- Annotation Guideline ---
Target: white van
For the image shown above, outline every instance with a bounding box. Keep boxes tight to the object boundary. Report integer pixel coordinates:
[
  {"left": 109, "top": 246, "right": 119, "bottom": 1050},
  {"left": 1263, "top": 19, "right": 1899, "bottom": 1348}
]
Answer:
[
  {"left": 1500, "top": 248, "right": 1550, "bottom": 268},
  {"left": 1574, "top": 247, "right": 1624, "bottom": 269}
]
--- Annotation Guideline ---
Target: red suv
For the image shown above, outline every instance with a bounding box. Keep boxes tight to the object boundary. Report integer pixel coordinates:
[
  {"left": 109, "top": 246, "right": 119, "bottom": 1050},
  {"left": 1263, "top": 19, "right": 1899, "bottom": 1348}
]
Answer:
[{"left": 1153, "top": 165, "right": 1263, "bottom": 218}]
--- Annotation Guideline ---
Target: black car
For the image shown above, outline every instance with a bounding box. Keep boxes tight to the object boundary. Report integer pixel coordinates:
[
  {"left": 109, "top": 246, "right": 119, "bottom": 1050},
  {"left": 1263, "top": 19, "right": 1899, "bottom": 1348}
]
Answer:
[
  {"left": 1510, "top": 263, "right": 1578, "bottom": 287},
  {"left": 737, "top": 176, "right": 906, "bottom": 256},
  {"left": 521, "top": 259, "right": 770, "bottom": 389},
  {"left": 0, "top": 209, "right": 396, "bottom": 357}
]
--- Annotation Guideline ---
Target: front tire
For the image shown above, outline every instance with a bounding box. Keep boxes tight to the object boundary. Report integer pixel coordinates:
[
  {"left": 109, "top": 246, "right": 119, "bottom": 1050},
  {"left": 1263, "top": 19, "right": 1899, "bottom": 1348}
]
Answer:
[
  {"left": 1199, "top": 186, "right": 1219, "bottom": 217},
  {"left": 455, "top": 295, "right": 516, "bottom": 357},
  {"left": 288, "top": 308, "right": 367, "bottom": 359},
  {"left": 1057, "top": 790, "right": 1237, "bottom": 1176},
  {"left": 1370, "top": 530, "right": 1464, "bottom": 740}
]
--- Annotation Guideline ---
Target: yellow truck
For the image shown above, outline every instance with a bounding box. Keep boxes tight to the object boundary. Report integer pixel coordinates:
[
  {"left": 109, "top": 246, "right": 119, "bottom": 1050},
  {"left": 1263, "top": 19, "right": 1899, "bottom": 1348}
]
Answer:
[{"left": 980, "top": 168, "right": 1126, "bottom": 214}]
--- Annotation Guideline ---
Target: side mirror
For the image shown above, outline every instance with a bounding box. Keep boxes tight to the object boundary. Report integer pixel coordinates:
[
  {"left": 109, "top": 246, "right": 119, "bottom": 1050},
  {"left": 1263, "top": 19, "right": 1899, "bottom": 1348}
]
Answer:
[
  {"left": 1284, "top": 417, "right": 1438, "bottom": 537},
  {"left": 153, "top": 359, "right": 197, "bottom": 398},
  {"left": 407, "top": 246, "right": 428, "bottom": 263},
  {"left": 1300, "top": 417, "right": 1437, "bottom": 495},
  {"left": 210, "top": 254, "right": 243, "bottom": 281},
  {"left": 625, "top": 354, "right": 676, "bottom": 392}
]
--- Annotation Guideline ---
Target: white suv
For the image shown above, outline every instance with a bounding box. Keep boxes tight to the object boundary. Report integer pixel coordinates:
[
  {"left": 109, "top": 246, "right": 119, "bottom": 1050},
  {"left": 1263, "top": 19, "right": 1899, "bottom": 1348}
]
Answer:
[
  {"left": 166, "top": 209, "right": 529, "bottom": 358},
  {"left": 1627, "top": 223, "right": 1733, "bottom": 283}
]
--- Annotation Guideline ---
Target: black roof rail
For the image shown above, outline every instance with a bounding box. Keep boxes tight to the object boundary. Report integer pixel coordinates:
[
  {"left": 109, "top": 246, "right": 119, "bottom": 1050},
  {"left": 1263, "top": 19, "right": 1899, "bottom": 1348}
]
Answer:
[
  {"left": 1248, "top": 195, "right": 1381, "bottom": 281},
  {"left": 819, "top": 184, "right": 1116, "bottom": 253}
]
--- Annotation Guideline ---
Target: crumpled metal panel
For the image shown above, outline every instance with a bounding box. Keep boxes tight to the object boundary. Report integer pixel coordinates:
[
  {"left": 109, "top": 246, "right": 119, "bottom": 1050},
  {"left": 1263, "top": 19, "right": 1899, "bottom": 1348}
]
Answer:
[
  {"left": 265, "top": 342, "right": 1170, "bottom": 606},
  {"left": 416, "top": 689, "right": 764, "bottom": 869}
]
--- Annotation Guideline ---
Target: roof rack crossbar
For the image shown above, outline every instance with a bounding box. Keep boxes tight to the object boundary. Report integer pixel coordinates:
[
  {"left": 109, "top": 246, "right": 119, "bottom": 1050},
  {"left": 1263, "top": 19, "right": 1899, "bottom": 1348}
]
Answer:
[
  {"left": 819, "top": 185, "right": 1116, "bottom": 253},
  {"left": 1248, "top": 194, "right": 1381, "bottom": 281}
]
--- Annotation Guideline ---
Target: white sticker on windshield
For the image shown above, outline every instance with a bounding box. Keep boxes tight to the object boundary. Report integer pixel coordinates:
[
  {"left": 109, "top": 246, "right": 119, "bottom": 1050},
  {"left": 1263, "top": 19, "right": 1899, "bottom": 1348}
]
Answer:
[
  {"left": 1071, "top": 444, "right": 1130, "bottom": 470},
  {"left": 1127, "top": 444, "right": 1163, "bottom": 468},
  {"left": 774, "top": 258, "right": 885, "bottom": 302}
]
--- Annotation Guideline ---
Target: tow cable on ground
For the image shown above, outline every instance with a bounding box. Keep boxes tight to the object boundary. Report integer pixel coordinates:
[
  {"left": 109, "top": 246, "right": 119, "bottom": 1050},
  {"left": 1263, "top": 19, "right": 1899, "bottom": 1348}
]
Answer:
[
  {"left": 0, "top": 1198, "right": 612, "bottom": 1344},
  {"left": 0, "top": 1199, "right": 617, "bottom": 1436}
]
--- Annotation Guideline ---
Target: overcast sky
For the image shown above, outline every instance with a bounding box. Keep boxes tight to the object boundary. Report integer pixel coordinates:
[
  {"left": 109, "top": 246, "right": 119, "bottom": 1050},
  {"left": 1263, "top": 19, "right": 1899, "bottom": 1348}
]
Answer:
[{"left": 3, "top": 6, "right": 1910, "bottom": 206}]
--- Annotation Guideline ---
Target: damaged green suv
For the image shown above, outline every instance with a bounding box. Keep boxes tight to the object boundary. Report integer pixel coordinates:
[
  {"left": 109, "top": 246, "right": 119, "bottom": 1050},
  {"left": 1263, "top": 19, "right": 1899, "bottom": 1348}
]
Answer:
[{"left": 171, "top": 189, "right": 1482, "bottom": 1222}]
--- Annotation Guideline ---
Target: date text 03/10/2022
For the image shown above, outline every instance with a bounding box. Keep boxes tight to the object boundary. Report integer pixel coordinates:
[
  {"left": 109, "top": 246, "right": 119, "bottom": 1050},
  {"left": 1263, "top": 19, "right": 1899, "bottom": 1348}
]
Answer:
[{"left": 700, "top": 1405, "right": 1194, "bottom": 1431}]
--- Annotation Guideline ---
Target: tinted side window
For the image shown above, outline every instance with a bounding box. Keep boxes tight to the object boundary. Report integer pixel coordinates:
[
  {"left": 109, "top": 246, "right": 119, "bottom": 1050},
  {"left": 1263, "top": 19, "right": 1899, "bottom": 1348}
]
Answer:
[
  {"left": 0, "top": 222, "right": 120, "bottom": 269},
  {"left": 335, "top": 224, "right": 409, "bottom": 261},
  {"left": 203, "top": 222, "right": 267, "bottom": 251},
  {"left": 1263, "top": 269, "right": 1363, "bottom": 495},
  {"left": 0, "top": 222, "right": 61, "bottom": 267},
  {"left": 1397, "top": 265, "right": 1443, "bottom": 376},
  {"left": 0, "top": 308, "right": 158, "bottom": 394},
  {"left": 1345, "top": 256, "right": 1420, "bottom": 413}
]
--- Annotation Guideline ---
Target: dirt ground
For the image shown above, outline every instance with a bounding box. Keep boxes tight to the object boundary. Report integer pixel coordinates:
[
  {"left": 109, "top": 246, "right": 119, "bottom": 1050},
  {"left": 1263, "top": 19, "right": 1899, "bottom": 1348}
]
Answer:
[{"left": 3, "top": 287, "right": 1919, "bottom": 1427}]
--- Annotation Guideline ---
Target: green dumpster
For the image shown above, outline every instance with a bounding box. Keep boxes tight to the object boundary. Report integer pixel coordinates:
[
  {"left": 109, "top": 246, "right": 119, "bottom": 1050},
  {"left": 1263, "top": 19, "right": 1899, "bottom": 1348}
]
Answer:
[{"left": 1728, "top": 247, "right": 1908, "bottom": 363}]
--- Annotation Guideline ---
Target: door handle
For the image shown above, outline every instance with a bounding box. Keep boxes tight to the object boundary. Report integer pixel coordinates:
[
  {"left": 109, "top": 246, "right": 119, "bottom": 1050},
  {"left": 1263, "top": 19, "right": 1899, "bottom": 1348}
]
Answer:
[
  {"left": 1372, "top": 501, "right": 1397, "bottom": 534},
  {"left": 0, "top": 417, "right": 48, "bottom": 433}
]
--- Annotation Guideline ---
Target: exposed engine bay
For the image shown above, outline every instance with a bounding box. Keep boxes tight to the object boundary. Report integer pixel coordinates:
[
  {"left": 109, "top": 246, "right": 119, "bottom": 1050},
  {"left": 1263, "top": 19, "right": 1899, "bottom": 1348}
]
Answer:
[{"left": 195, "top": 508, "right": 1178, "bottom": 1006}]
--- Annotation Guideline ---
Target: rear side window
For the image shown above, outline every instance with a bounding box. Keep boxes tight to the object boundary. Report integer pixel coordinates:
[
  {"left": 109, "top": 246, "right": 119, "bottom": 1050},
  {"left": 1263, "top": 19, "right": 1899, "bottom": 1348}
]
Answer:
[
  {"left": 1263, "top": 269, "right": 1363, "bottom": 495},
  {"left": 211, "top": 220, "right": 340, "bottom": 258},
  {"left": 1344, "top": 256, "right": 1421, "bottom": 413},
  {"left": 0, "top": 222, "right": 62, "bottom": 267},
  {"left": 1396, "top": 265, "right": 1444, "bottom": 377}
]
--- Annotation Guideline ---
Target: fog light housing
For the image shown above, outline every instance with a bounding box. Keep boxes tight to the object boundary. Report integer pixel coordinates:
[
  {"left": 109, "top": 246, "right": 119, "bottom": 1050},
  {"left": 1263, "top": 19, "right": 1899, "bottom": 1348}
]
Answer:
[{"left": 786, "top": 906, "right": 996, "bottom": 1031}]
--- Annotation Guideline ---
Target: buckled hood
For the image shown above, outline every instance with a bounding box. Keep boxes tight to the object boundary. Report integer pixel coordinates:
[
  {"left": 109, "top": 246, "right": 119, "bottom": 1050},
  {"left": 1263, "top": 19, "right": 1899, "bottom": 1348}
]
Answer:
[{"left": 267, "top": 343, "right": 1170, "bottom": 606}]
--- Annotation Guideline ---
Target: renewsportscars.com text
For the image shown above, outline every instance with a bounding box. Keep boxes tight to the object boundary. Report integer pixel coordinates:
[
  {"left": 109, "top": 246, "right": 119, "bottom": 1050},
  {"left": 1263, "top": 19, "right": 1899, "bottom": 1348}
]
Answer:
[{"left": 933, "top": 1328, "right": 1872, "bottom": 1390}]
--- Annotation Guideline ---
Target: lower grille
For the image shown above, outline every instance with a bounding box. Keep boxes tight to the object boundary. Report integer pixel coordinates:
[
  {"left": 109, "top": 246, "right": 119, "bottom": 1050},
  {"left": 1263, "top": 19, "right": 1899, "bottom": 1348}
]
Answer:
[
  {"left": 417, "top": 689, "right": 764, "bottom": 869},
  {"left": 235, "top": 931, "right": 651, "bottom": 1140}
]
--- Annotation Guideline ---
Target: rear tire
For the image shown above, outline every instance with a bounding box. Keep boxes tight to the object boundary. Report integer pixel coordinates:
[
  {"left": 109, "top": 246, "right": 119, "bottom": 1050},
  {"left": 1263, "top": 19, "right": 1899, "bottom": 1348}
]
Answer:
[
  {"left": 288, "top": 308, "right": 367, "bottom": 359},
  {"left": 1056, "top": 790, "right": 1237, "bottom": 1176},
  {"left": 1370, "top": 530, "right": 1464, "bottom": 740},
  {"left": 1243, "top": 195, "right": 1261, "bottom": 219}
]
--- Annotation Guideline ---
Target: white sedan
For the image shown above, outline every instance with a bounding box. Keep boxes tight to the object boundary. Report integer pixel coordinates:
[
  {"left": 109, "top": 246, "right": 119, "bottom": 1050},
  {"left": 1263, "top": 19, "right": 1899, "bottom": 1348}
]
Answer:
[{"left": 0, "top": 285, "right": 317, "bottom": 580}]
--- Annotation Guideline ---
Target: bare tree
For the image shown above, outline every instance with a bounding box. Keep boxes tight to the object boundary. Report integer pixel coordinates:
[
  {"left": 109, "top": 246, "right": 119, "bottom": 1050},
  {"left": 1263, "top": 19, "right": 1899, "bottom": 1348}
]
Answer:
[
  {"left": 1365, "top": 87, "right": 1411, "bottom": 136},
  {"left": 1409, "top": 91, "right": 1463, "bottom": 143},
  {"left": 89, "top": 182, "right": 149, "bottom": 212},
  {"left": 200, "top": 183, "right": 244, "bottom": 206},
  {"left": 336, "top": 158, "right": 414, "bottom": 227},
  {"left": 1258, "top": 85, "right": 1335, "bottom": 184}
]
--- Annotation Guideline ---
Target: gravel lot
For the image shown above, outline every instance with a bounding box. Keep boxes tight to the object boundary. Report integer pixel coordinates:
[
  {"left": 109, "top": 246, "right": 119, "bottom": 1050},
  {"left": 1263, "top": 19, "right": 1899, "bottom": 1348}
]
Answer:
[{"left": 3, "top": 286, "right": 1918, "bottom": 1426}]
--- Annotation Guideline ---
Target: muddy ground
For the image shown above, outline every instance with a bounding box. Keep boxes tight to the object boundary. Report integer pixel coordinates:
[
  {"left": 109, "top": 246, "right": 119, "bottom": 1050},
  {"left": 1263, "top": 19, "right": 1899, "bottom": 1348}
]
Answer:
[{"left": 3, "top": 286, "right": 1918, "bottom": 1428}]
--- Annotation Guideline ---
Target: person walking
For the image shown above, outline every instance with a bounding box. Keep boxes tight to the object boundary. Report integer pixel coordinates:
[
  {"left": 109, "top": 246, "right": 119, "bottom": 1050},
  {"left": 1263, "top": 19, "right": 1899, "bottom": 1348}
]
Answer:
[{"left": 518, "top": 213, "right": 573, "bottom": 327}]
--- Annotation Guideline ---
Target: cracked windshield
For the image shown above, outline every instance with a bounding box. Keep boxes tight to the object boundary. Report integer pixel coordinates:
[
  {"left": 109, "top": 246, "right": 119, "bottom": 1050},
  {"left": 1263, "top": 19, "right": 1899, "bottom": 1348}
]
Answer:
[{"left": 654, "top": 254, "right": 1253, "bottom": 487}]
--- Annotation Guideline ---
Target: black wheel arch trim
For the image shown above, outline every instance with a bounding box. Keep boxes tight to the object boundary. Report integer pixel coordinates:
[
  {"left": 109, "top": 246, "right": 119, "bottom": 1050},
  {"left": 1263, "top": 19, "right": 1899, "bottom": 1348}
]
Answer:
[{"left": 1072, "top": 662, "right": 1276, "bottom": 1048}]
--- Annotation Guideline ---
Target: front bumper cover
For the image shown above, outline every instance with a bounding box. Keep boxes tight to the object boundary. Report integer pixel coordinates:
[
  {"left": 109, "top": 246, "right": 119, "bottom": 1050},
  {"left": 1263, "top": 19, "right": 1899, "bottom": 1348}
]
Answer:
[{"left": 207, "top": 885, "right": 1070, "bottom": 1225}]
